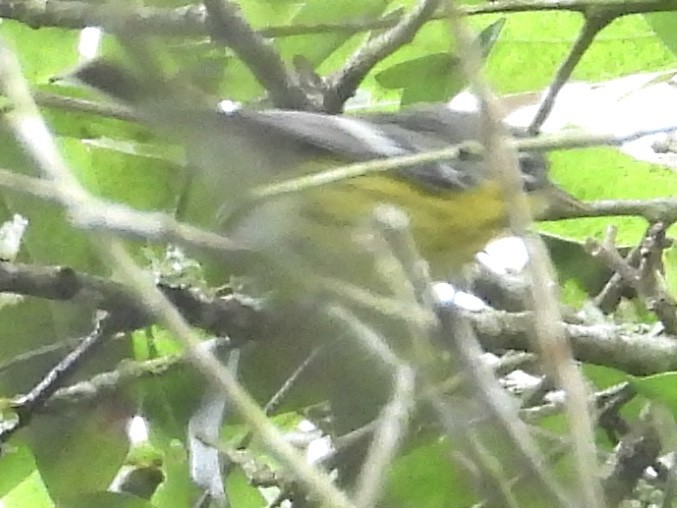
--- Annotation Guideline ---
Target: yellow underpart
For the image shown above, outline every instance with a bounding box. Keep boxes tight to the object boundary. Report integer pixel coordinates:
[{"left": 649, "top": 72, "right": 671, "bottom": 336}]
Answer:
[{"left": 300, "top": 174, "right": 508, "bottom": 271}]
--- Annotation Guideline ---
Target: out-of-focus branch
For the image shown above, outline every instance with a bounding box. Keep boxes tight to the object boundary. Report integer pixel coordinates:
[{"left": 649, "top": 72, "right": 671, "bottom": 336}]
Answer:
[
  {"left": 0, "top": 38, "right": 355, "bottom": 508},
  {"left": 445, "top": 0, "right": 602, "bottom": 503},
  {"left": 543, "top": 197, "right": 677, "bottom": 224}
]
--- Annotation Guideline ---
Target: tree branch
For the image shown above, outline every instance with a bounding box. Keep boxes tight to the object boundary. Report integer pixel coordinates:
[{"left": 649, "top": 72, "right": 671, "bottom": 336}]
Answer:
[
  {"left": 201, "top": 0, "right": 313, "bottom": 110},
  {"left": 0, "top": 0, "right": 675, "bottom": 39}
]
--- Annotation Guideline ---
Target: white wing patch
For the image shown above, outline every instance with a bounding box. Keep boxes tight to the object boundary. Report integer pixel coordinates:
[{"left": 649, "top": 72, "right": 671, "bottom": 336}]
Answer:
[{"left": 330, "top": 116, "right": 408, "bottom": 157}]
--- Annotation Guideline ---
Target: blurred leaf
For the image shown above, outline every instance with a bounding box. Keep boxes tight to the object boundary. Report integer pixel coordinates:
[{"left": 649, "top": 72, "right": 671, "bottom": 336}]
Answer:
[
  {"left": 225, "top": 470, "right": 266, "bottom": 508},
  {"left": 63, "top": 138, "right": 184, "bottom": 212},
  {"left": 543, "top": 234, "right": 614, "bottom": 305},
  {"left": 665, "top": 244, "right": 677, "bottom": 301},
  {"left": 582, "top": 364, "right": 633, "bottom": 389},
  {"left": 478, "top": 17, "right": 507, "bottom": 57},
  {"left": 277, "top": 0, "right": 390, "bottom": 68},
  {"left": 645, "top": 12, "right": 677, "bottom": 56},
  {"left": 374, "top": 18, "right": 504, "bottom": 105},
  {"left": 631, "top": 373, "right": 677, "bottom": 418},
  {"left": 487, "top": 13, "right": 676, "bottom": 94},
  {"left": 0, "top": 22, "right": 79, "bottom": 85},
  {"left": 375, "top": 52, "right": 463, "bottom": 104},
  {"left": 58, "top": 491, "right": 153, "bottom": 508},
  {"left": 239, "top": 0, "right": 300, "bottom": 25},
  {"left": 0, "top": 127, "right": 101, "bottom": 393},
  {"left": 132, "top": 363, "right": 204, "bottom": 443},
  {"left": 383, "top": 440, "right": 475, "bottom": 507},
  {"left": 539, "top": 147, "right": 677, "bottom": 245},
  {"left": 150, "top": 438, "right": 201, "bottom": 507},
  {"left": 28, "top": 402, "right": 130, "bottom": 503},
  {"left": 1, "top": 470, "right": 53, "bottom": 508},
  {"left": 0, "top": 441, "right": 39, "bottom": 499},
  {"left": 40, "top": 85, "right": 155, "bottom": 143}
]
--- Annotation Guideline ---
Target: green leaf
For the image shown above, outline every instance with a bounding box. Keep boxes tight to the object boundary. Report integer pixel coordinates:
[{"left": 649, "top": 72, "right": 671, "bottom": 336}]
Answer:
[
  {"left": 1, "top": 470, "right": 53, "bottom": 508},
  {"left": 28, "top": 404, "right": 129, "bottom": 503},
  {"left": 277, "top": 0, "right": 391, "bottom": 69},
  {"left": 225, "top": 470, "right": 266, "bottom": 508},
  {"left": 150, "top": 438, "right": 201, "bottom": 507},
  {"left": 0, "top": 441, "right": 39, "bottom": 500},
  {"left": 477, "top": 17, "right": 507, "bottom": 58},
  {"left": 0, "top": 127, "right": 103, "bottom": 393},
  {"left": 539, "top": 147, "right": 677, "bottom": 246},
  {"left": 582, "top": 364, "right": 633, "bottom": 390},
  {"left": 375, "top": 19, "right": 504, "bottom": 105},
  {"left": 58, "top": 491, "right": 153, "bottom": 508},
  {"left": 665, "top": 244, "right": 677, "bottom": 301},
  {"left": 1, "top": 22, "right": 79, "bottom": 85},
  {"left": 384, "top": 440, "right": 476, "bottom": 507},
  {"left": 375, "top": 52, "right": 463, "bottom": 104},
  {"left": 645, "top": 12, "right": 677, "bottom": 56},
  {"left": 487, "top": 13, "right": 676, "bottom": 94},
  {"left": 63, "top": 137, "right": 184, "bottom": 212},
  {"left": 631, "top": 372, "right": 677, "bottom": 418}
]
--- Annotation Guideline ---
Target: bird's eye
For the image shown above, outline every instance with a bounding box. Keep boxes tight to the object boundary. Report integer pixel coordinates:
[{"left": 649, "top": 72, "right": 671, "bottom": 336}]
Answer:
[{"left": 517, "top": 152, "right": 547, "bottom": 192}]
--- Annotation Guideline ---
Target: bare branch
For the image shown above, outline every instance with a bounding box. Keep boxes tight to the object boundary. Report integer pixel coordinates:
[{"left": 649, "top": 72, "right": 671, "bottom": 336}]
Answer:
[
  {"left": 0, "top": 0, "right": 675, "bottom": 39},
  {"left": 587, "top": 223, "right": 677, "bottom": 334}
]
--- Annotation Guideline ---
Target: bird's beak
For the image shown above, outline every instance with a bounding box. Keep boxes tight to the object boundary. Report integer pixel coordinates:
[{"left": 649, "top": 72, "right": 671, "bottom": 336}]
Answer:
[{"left": 530, "top": 183, "right": 588, "bottom": 220}]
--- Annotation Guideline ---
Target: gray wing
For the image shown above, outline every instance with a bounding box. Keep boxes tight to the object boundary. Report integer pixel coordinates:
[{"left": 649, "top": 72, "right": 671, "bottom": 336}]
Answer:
[{"left": 229, "top": 107, "right": 479, "bottom": 191}]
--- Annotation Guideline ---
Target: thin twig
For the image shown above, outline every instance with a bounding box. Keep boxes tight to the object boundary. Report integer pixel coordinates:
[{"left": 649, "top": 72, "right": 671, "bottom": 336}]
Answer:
[
  {"left": 587, "top": 223, "right": 677, "bottom": 334},
  {"left": 528, "top": 14, "right": 614, "bottom": 133},
  {"left": 249, "top": 125, "right": 677, "bottom": 202},
  {"left": 1, "top": 311, "right": 112, "bottom": 442}
]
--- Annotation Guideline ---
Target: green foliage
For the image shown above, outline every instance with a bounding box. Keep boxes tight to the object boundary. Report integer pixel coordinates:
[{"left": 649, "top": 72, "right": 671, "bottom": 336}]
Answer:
[
  {"left": 383, "top": 440, "right": 476, "bottom": 507},
  {"left": 375, "top": 18, "right": 505, "bottom": 105},
  {"left": 541, "top": 147, "right": 677, "bottom": 245},
  {"left": 59, "top": 491, "right": 154, "bottom": 508},
  {"left": 487, "top": 13, "right": 676, "bottom": 93},
  {"left": 631, "top": 373, "right": 677, "bottom": 416},
  {"left": 0, "top": 442, "right": 40, "bottom": 500},
  {"left": 27, "top": 407, "right": 129, "bottom": 504},
  {"left": 1, "top": 471, "right": 52, "bottom": 508},
  {"left": 644, "top": 12, "right": 677, "bottom": 57}
]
